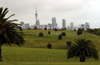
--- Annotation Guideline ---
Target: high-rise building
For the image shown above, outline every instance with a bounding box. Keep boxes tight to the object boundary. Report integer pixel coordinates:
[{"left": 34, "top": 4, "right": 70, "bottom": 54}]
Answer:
[
  {"left": 70, "top": 22, "right": 74, "bottom": 30},
  {"left": 20, "top": 22, "right": 24, "bottom": 25},
  {"left": 81, "top": 24, "right": 85, "bottom": 29},
  {"left": 20, "top": 21, "right": 25, "bottom": 29},
  {"left": 25, "top": 23, "right": 30, "bottom": 29},
  {"left": 62, "top": 19, "right": 66, "bottom": 28},
  {"left": 36, "top": 20, "right": 40, "bottom": 26},
  {"left": 85, "top": 22, "right": 90, "bottom": 29},
  {"left": 52, "top": 17, "right": 57, "bottom": 28}
]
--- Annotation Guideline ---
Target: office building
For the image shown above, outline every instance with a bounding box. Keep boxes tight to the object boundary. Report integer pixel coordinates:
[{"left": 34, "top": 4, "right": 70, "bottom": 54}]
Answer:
[
  {"left": 62, "top": 19, "right": 66, "bottom": 28},
  {"left": 52, "top": 17, "right": 57, "bottom": 28}
]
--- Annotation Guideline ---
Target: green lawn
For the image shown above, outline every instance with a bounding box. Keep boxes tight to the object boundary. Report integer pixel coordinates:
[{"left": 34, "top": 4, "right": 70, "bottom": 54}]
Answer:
[
  {"left": 0, "top": 62, "right": 100, "bottom": 65},
  {"left": 1, "top": 30, "right": 100, "bottom": 65},
  {"left": 2, "top": 46, "right": 100, "bottom": 62},
  {"left": 22, "top": 30, "right": 100, "bottom": 50}
]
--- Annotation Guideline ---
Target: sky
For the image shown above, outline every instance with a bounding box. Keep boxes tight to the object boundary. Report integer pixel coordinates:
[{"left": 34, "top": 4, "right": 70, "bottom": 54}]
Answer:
[{"left": 0, "top": 0, "right": 100, "bottom": 28}]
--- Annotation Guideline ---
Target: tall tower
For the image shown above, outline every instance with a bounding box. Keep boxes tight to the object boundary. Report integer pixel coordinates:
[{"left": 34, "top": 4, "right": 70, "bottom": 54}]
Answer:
[
  {"left": 62, "top": 19, "right": 66, "bottom": 28},
  {"left": 35, "top": 6, "right": 38, "bottom": 21},
  {"left": 52, "top": 17, "right": 57, "bottom": 28}
]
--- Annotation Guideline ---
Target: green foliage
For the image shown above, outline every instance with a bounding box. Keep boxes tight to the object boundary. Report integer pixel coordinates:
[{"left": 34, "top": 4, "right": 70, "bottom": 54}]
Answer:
[
  {"left": 44, "top": 27, "right": 47, "bottom": 30},
  {"left": 34, "top": 26, "right": 37, "bottom": 29},
  {"left": 27, "top": 28, "right": 31, "bottom": 30},
  {"left": 47, "top": 43, "right": 52, "bottom": 49},
  {"left": 58, "top": 35, "right": 62, "bottom": 40},
  {"left": 54, "top": 28, "right": 57, "bottom": 31},
  {"left": 66, "top": 41, "right": 72, "bottom": 47},
  {"left": 67, "top": 38, "right": 98, "bottom": 62},
  {"left": 0, "top": 7, "right": 25, "bottom": 46},
  {"left": 48, "top": 31, "right": 51, "bottom": 34},
  {"left": 61, "top": 32, "right": 66, "bottom": 36},
  {"left": 87, "top": 28, "right": 100, "bottom": 36},
  {"left": 0, "top": 7, "right": 25, "bottom": 61},
  {"left": 77, "top": 28, "right": 82, "bottom": 35},
  {"left": 39, "top": 32, "right": 43, "bottom": 37}
]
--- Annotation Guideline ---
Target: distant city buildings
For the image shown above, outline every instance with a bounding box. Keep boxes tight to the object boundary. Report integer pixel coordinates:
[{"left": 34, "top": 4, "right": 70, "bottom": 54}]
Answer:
[
  {"left": 62, "top": 19, "right": 66, "bottom": 28},
  {"left": 20, "top": 6, "right": 90, "bottom": 30},
  {"left": 20, "top": 21, "right": 30, "bottom": 29},
  {"left": 52, "top": 17, "right": 57, "bottom": 29}
]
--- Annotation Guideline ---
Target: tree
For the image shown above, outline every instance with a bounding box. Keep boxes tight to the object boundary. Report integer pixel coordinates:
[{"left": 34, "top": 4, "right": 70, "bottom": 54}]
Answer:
[
  {"left": 34, "top": 26, "right": 37, "bottom": 30},
  {"left": 61, "top": 32, "right": 66, "bottom": 36},
  {"left": 77, "top": 28, "right": 82, "bottom": 35},
  {"left": 44, "top": 27, "right": 47, "bottom": 30},
  {"left": 58, "top": 35, "right": 62, "bottom": 40},
  {"left": 39, "top": 32, "right": 43, "bottom": 37},
  {"left": 67, "top": 38, "right": 98, "bottom": 62},
  {"left": 66, "top": 41, "right": 72, "bottom": 47},
  {"left": 0, "top": 7, "right": 25, "bottom": 61},
  {"left": 47, "top": 43, "right": 52, "bottom": 49},
  {"left": 48, "top": 31, "right": 51, "bottom": 34}
]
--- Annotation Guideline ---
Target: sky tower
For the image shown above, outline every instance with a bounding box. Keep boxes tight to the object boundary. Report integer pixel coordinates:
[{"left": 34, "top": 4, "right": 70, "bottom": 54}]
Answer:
[{"left": 35, "top": 6, "right": 38, "bottom": 21}]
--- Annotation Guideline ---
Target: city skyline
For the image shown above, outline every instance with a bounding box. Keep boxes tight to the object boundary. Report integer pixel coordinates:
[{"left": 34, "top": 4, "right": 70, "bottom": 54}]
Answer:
[{"left": 0, "top": 0, "right": 100, "bottom": 28}]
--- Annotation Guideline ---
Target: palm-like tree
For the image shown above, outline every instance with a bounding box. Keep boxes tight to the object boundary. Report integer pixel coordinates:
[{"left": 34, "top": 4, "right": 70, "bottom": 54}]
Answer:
[
  {"left": 0, "top": 7, "right": 25, "bottom": 61},
  {"left": 67, "top": 38, "right": 98, "bottom": 62}
]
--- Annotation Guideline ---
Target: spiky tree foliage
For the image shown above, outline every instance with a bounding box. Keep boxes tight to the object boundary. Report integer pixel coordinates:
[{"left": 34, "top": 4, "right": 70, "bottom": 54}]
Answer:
[
  {"left": 67, "top": 38, "right": 98, "bottom": 62},
  {"left": 0, "top": 7, "right": 25, "bottom": 61}
]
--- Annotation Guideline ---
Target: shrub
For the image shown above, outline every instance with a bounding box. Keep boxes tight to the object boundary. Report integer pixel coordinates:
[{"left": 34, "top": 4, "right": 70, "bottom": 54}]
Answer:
[
  {"left": 66, "top": 41, "right": 72, "bottom": 47},
  {"left": 77, "top": 28, "right": 82, "bottom": 35},
  {"left": 39, "top": 32, "right": 43, "bottom": 37},
  {"left": 44, "top": 27, "right": 47, "bottom": 30},
  {"left": 47, "top": 43, "right": 52, "bottom": 49},
  {"left": 48, "top": 31, "right": 51, "bottom": 34},
  {"left": 61, "top": 32, "right": 66, "bottom": 36},
  {"left": 34, "top": 26, "right": 37, "bottom": 29},
  {"left": 54, "top": 28, "right": 57, "bottom": 31},
  {"left": 58, "top": 35, "right": 62, "bottom": 40}
]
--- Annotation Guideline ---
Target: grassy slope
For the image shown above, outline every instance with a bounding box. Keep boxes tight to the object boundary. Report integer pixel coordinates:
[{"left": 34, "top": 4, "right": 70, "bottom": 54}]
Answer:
[{"left": 21, "top": 30, "right": 100, "bottom": 50}]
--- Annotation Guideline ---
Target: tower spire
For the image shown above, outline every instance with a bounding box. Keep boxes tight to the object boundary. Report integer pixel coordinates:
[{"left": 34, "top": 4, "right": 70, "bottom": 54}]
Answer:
[{"left": 35, "top": 5, "right": 38, "bottom": 21}]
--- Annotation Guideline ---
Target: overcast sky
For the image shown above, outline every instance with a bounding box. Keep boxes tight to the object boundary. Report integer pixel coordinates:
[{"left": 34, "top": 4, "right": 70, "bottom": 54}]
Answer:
[{"left": 0, "top": 0, "right": 100, "bottom": 28}]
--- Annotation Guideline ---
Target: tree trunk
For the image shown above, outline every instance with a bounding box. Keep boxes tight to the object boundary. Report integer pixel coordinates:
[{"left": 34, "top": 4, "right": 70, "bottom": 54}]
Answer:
[
  {"left": 80, "top": 56, "right": 85, "bottom": 62},
  {"left": 0, "top": 44, "right": 2, "bottom": 62}
]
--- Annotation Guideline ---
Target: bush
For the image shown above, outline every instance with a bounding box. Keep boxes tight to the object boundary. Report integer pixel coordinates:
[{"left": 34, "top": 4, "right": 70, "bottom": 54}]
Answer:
[
  {"left": 58, "top": 35, "right": 62, "bottom": 40},
  {"left": 44, "top": 27, "right": 47, "bottom": 30},
  {"left": 77, "top": 28, "right": 82, "bottom": 35},
  {"left": 61, "top": 32, "right": 66, "bottom": 36},
  {"left": 48, "top": 31, "right": 51, "bottom": 34},
  {"left": 39, "top": 32, "right": 43, "bottom": 37},
  {"left": 54, "top": 28, "right": 57, "bottom": 31},
  {"left": 47, "top": 43, "right": 52, "bottom": 49},
  {"left": 34, "top": 26, "right": 37, "bottom": 29},
  {"left": 66, "top": 41, "right": 72, "bottom": 47}
]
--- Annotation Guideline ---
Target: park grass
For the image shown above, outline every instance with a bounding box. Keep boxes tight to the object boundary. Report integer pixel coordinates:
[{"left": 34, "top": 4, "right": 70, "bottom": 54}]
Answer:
[
  {"left": 1, "top": 46, "right": 100, "bottom": 62},
  {"left": 21, "top": 30, "right": 100, "bottom": 50},
  {"left": 2, "top": 30, "right": 100, "bottom": 64},
  {"left": 0, "top": 62, "right": 100, "bottom": 65},
  {"left": 0, "top": 46, "right": 100, "bottom": 65}
]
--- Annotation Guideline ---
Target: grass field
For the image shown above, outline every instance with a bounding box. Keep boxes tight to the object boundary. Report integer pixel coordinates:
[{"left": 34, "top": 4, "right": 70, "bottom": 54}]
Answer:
[
  {"left": 22, "top": 30, "right": 100, "bottom": 50},
  {"left": 0, "top": 62, "right": 100, "bottom": 65},
  {"left": 1, "top": 30, "right": 100, "bottom": 65},
  {"left": 1, "top": 46, "right": 100, "bottom": 65}
]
